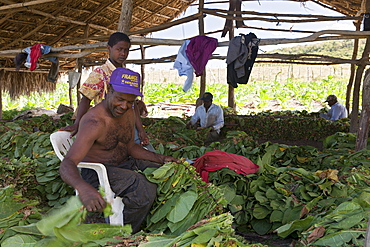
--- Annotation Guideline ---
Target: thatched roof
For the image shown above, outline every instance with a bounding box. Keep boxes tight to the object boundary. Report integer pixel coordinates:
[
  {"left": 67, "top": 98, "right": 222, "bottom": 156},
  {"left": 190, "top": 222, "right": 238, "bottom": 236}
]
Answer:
[
  {"left": 0, "top": 0, "right": 366, "bottom": 99},
  {"left": 0, "top": 0, "right": 366, "bottom": 72},
  {"left": 312, "top": 0, "right": 362, "bottom": 16},
  {"left": 0, "top": 0, "right": 197, "bottom": 72}
]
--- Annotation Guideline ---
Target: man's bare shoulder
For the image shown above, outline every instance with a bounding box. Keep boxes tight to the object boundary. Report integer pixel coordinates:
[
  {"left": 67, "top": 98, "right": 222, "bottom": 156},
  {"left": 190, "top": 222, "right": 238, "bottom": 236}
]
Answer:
[{"left": 80, "top": 104, "right": 108, "bottom": 129}]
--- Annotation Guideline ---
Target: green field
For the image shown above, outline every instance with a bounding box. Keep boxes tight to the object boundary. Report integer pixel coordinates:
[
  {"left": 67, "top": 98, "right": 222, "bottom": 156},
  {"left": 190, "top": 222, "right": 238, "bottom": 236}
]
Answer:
[{"left": 2, "top": 66, "right": 351, "bottom": 118}]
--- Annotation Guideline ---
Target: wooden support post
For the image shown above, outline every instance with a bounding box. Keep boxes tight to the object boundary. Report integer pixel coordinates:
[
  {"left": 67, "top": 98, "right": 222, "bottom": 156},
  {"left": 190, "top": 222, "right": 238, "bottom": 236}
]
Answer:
[
  {"left": 0, "top": 70, "right": 3, "bottom": 119},
  {"left": 346, "top": 21, "right": 361, "bottom": 112},
  {"left": 74, "top": 25, "right": 89, "bottom": 108},
  {"left": 69, "top": 87, "right": 73, "bottom": 108},
  {"left": 350, "top": 0, "right": 370, "bottom": 133},
  {"left": 117, "top": 0, "right": 133, "bottom": 33},
  {"left": 77, "top": 58, "right": 83, "bottom": 106},
  {"left": 350, "top": 37, "right": 370, "bottom": 133},
  {"left": 140, "top": 44, "right": 145, "bottom": 100},
  {"left": 356, "top": 69, "right": 370, "bottom": 150},
  {"left": 198, "top": 0, "right": 206, "bottom": 105},
  {"left": 198, "top": 0, "right": 205, "bottom": 35},
  {"left": 228, "top": 24, "right": 235, "bottom": 109}
]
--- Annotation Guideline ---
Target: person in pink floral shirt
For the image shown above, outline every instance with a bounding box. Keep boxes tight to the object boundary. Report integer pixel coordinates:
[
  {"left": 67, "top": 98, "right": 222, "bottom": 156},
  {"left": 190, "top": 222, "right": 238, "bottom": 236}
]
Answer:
[{"left": 60, "top": 32, "right": 151, "bottom": 147}]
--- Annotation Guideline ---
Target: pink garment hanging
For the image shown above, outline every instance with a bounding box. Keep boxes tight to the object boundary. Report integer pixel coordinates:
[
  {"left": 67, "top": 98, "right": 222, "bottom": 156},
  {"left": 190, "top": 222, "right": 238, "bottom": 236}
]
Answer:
[
  {"left": 192, "top": 150, "right": 259, "bottom": 183},
  {"left": 29, "top": 44, "right": 43, "bottom": 71},
  {"left": 185, "top": 35, "right": 218, "bottom": 77}
]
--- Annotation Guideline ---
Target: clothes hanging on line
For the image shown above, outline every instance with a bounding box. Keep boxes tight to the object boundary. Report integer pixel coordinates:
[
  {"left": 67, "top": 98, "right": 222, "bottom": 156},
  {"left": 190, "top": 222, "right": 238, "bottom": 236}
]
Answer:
[
  {"left": 226, "top": 33, "right": 259, "bottom": 88},
  {"left": 21, "top": 44, "right": 57, "bottom": 71},
  {"left": 186, "top": 35, "right": 218, "bottom": 77},
  {"left": 174, "top": 40, "right": 194, "bottom": 92},
  {"left": 47, "top": 58, "right": 59, "bottom": 83}
]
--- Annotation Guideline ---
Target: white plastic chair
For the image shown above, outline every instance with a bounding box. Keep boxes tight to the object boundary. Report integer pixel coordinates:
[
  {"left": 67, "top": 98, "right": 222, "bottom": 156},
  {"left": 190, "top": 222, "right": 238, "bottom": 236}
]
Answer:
[{"left": 50, "top": 131, "right": 124, "bottom": 226}]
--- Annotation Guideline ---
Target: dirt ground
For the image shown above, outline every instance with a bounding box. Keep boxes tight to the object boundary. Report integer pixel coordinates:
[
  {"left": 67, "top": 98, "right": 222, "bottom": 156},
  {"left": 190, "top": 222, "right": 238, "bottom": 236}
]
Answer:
[
  {"left": 256, "top": 138, "right": 323, "bottom": 150},
  {"left": 237, "top": 232, "right": 299, "bottom": 247}
]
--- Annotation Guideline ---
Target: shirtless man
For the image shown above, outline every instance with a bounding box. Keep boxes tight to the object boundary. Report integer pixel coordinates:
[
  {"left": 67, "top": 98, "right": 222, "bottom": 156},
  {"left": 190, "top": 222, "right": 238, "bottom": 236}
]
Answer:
[{"left": 59, "top": 67, "right": 179, "bottom": 233}]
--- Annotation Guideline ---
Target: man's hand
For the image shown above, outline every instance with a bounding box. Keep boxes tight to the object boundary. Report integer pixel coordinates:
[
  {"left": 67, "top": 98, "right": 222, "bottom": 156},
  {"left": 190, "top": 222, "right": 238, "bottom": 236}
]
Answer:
[
  {"left": 77, "top": 184, "right": 106, "bottom": 212},
  {"left": 186, "top": 121, "right": 195, "bottom": 129},
  {"left": 59, "top": 123, "right": 79, "bottom": 137},
  {"left": 162, "top": 155, "right": 181, "bottom": 164},
  {"left": 138, "top": 130, "right": 150, "bottom": 146}
]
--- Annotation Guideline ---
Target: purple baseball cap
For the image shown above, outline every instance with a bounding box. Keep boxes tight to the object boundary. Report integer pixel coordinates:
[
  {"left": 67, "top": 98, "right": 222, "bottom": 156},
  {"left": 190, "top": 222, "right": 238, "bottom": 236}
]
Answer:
[{"left": 109, "top": 67, "right": 143, "bottom": 97}]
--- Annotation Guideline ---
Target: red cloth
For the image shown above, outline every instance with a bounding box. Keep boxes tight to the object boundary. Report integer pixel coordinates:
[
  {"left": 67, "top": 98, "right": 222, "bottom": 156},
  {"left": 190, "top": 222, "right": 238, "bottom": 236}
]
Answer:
[
  {"left": 30, "top": 44, "right": 42, "bottom": 71},
  {"left": 192, "top": 150, "right": 259, "bottom": 182}
]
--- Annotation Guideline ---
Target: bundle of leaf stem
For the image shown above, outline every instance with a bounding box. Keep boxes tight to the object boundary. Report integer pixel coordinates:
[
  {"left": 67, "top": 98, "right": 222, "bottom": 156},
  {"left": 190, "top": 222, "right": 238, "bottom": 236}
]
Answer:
[{"left": 142, "top": 161, "right": 227, "bottom": 235}]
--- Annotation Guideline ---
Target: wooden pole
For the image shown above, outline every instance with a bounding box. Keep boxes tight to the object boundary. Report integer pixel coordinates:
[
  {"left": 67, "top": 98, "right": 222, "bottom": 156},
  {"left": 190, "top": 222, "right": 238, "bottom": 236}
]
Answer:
[
  {"left": 75, "top": 25, "right": 89, "bottom": 107},
  {"left": 228, "top": 6, "right": 235, "bottom": 109},
  {"left": 198, "top": 0, "right": 206, "bottom": 105},
  {"left": 0, "top": 0, "right": 59, "bottom": 12},
  {"left": 140, "top": 44, "right": 145, "bottom": 100},
  {"left": 117, "top": 0, "right": 133, "bottom": 33},
  {"left": 346, "top": 21, "right": 361, "bottom": 112},
  {"left": 350, "top": 37, "right": 370, "bottom": 132},
  {"left": 0, "top": 70, "right": 3, "bottom": 119},
  {"left": 350, "top": 1, "right": 370, "bottom": 133},
  {"left": 77, "top": 58, "right": 83, "bottom": 106},
  {"left": 356, "top": 69, "right": 370, "bottom": 150}
]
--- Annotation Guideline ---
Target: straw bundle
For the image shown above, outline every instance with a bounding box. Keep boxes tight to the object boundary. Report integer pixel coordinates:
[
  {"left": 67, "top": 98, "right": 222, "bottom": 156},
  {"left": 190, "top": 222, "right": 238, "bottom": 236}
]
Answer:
[{"left": 1, "top": 70, "right": 56, "bottom": 100}]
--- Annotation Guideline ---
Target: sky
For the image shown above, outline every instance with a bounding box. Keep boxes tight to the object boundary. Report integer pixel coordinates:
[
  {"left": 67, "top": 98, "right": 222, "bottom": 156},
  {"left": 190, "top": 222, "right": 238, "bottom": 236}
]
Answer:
[{"left": 126, "top": 0, "right": 355, "bottom": 71}]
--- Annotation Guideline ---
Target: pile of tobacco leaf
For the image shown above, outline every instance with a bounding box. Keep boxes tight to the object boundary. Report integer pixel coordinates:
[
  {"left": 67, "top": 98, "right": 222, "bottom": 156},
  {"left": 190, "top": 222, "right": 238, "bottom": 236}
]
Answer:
[{"left": 1, "top": 114, "right": 370, "bottom": 246}]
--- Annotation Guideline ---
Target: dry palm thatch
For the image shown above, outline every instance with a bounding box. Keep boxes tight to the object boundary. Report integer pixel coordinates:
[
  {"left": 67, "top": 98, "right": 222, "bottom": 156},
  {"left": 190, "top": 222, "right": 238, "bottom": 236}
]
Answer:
[
  {"left": 0, "top": 0, "right": 366, "bottom": 99},
  {"left": 1, "top": 70, "right": 55, "bottom": 100},
  {"left": 0, "top": 0, "right": 196, "bottom": 97}
]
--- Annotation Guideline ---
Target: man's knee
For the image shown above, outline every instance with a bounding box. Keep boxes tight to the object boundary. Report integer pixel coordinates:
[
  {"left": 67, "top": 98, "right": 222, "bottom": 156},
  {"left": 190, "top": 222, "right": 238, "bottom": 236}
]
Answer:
[{"left": 120, "top": 173, "right": 157, "bottom": 207}]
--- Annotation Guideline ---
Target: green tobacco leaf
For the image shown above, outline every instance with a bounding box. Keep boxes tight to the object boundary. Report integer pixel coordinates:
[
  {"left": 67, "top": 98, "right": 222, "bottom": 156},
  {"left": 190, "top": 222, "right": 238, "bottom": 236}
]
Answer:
[
  {"left": 0, "top": 200, "right": 27, "bottom": 219},
  {"left": 266, "top": 188, "right": 279, "bottom": 200},
  {"left": 192, "top": 228, "right": 217, "bottom": 244},
  {"left": 327, "top": 213, "right": 364, "bottom": 230},
  {"left": 255, "top": 191, "right": 268, "bottom": 204},
  {"left": 36, "top": 196, "right": 83, "bottom": 236},
  {"left": 270, "top": 210, "right": 284, "bottom": 222},
  {"left": 1, "top": 234, "right": 38, "bottom": 247},
  {"left": 167, "top": 190, "right": 197, "bottom": 223},
  {"left": 313, "top": 230, "right": 363, "bottom": 246},
  {"left": 230, "top": 195, "right": 246, "bottom": 205},
  {"left": 251, "top": 218, "right": 272, "bottom": 235},
  {"left": 151, "top": 164, "right": 173, "bottom": 179},
  {"left": 34, "top": 236, "right": 73, "bottom": 247},
  {"left": 55, "top": 223, "right": 131, "bottom": 242},
  {"left": 150, "top": 194, "right": 180, "bottom": 224},
  {"left": 11, "top": 224, "right": 43, "bottom": 236},
  {"left": 322, "top": 201, "right": 362, "bottom": 223},
  {"left": 253, "top": 205, "right": 270, "bottom": 219},
  {"left": 276, "top": 215, "right": 314, "bottom": 238},
  {"left": 218, "top": 183, "right": 236, "bottom": 203},
  {"left": 139, "top": 238, "right": 175, "bottom": 247},
  {"left": 282, "top": 206, "right": 304, "bottom": 224}
]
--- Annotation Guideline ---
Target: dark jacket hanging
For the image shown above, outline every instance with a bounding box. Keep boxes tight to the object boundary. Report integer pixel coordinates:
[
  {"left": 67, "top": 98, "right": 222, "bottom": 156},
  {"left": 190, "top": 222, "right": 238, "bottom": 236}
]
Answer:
[{"left": 226, "top": 33, "right": 259, "bottom": 88}]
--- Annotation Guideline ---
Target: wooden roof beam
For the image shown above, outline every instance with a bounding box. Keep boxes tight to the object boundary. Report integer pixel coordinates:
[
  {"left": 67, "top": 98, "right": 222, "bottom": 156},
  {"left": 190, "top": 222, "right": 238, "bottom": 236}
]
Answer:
[
  {"left": 49, "top": 0, "right": 117, "bottom": 44},
  {"left": 0, "top": 2, "right": 114, "bottom": 32},
  {"left": 129, "top": 12, "right": 202, "bottom": 35},
  {"left": 0, "top": 0, "right": 60, "bottom": 12},
  {"left": 136, "top": 2, "right": 187, "bottom": 28},
  {"left": 204, "top": 10, "right": 361, "bottom": 23},
  {"left": 203, "top": 8, "right": 361, "bottom": 21},
  {"left": 136, "top": 5, "right": 172, "bottom": 19},
  {"left": 131, "top": 15, "right": 153, "bottom": 26},
  {"left": 146, "top": 0, "right": 181, "bottom": 12}
]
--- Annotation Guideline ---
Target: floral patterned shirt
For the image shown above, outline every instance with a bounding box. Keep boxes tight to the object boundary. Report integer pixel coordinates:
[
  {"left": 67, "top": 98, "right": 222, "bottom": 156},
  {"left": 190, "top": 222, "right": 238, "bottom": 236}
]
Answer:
[{"left": 79, "top": 59, "right": 123, "bottom": 105}]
